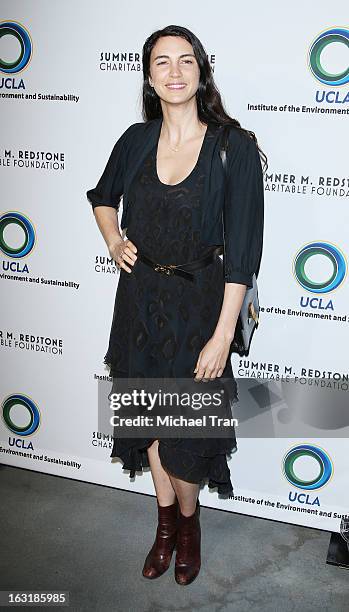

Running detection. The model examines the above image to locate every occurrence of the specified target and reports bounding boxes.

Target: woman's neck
[160,103,206,146]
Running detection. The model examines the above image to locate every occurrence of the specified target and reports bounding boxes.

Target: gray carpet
[1,464,347,612]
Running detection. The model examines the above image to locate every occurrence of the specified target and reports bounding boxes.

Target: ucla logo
[309,27,349,86]
[2,393,41,436]
[0,211,36,259]
[283,444,333,490]
[283,444,333,507]
[0,20,32,74]
[293,241,346,294]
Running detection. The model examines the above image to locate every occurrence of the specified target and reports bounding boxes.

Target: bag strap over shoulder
[219,124,231,173]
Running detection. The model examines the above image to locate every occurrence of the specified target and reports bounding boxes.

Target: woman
[87,25,265,585]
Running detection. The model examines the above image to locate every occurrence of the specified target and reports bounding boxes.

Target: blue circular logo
[283,444,333,490]
[0,21,32,74]
[2,394,41,436]
[309,27,349,86]
[293,241,346,293]
[0,212,36,258]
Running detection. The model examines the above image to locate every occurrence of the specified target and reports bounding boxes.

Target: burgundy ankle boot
[142,499,178,579]
[175,499,201,585]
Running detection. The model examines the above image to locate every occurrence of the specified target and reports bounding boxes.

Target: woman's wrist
[107,235,124,252]
[212,325,235,344]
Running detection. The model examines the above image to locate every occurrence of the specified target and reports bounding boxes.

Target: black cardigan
[86,117,264,289]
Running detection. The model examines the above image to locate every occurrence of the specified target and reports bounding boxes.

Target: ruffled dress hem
[110,436,236,498]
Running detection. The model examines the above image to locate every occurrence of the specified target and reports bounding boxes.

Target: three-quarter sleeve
[86,125,133,212]
[222,132,264,289]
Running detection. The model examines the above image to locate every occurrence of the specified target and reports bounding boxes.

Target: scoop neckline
[154,124,209,188]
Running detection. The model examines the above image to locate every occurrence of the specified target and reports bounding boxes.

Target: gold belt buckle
[154,263,176,276]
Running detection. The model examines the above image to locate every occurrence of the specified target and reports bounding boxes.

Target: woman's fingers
[124,242,138,262]
[125,239,138,253]
[193,352,202,374]
[118,260,132,273]
[117,239,138,273]
[193,338,228,381]
[195,363,212,382]
[116,252,132,273]
[194,363,225,381]
[207,368,219,380]
[120,251,136,266]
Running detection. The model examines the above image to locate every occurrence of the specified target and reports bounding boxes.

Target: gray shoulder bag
[219,124,260,354]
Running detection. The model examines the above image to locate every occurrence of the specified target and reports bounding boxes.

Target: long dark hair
[142,24,268,172]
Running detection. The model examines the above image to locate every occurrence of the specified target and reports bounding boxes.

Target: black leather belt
[136,246,223,283]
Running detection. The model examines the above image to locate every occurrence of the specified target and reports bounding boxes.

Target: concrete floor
[1,463,348,612]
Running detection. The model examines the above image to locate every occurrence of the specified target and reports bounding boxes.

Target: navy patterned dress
[104,125,239,496]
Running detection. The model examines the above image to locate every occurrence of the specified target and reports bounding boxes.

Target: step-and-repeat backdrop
[1,1,348,532]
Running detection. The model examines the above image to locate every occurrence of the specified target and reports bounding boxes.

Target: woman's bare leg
[147,440,199,515]
[167,474,199,516]
[147,440,176,506]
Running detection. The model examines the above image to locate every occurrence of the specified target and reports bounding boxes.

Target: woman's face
[148,35,200,105]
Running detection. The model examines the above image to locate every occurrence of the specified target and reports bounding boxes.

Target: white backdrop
[1,1,348,532]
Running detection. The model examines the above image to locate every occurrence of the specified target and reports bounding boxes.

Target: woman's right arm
[86,124,139,272]
[93,206,137,272]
